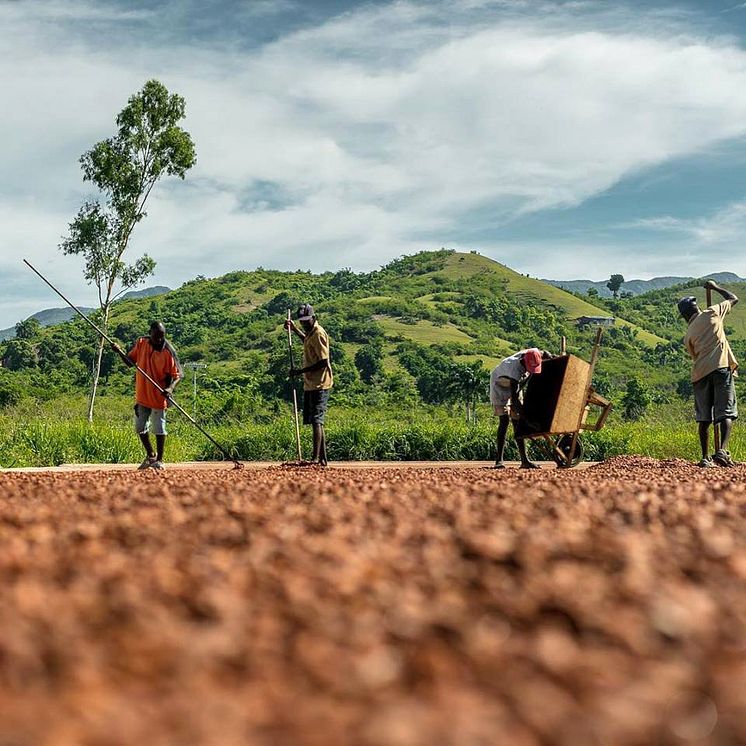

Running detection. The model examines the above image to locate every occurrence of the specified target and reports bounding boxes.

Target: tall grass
[0,396,738,467]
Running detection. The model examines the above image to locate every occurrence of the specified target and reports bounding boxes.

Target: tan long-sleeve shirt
[685,300,738,382]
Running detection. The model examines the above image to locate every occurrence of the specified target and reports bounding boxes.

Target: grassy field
[376,315,475,345]
[455,353,506,369]
[436,253,666,346]
[231,289,274,314]
[0,395,738,468]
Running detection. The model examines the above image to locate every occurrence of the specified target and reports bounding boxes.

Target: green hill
[0,249,688,414]
[433,252,664,346]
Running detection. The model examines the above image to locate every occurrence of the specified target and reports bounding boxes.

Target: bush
[0,375,23,407]
[2,339,39,371]
[355,341,384,383]
[676,377,693,400]
[622,377,651,421]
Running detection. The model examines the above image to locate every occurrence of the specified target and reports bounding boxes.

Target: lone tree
[606,274,625,299]
[61,80,196,421]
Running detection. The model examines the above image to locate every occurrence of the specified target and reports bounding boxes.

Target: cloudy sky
[3,0,746,326]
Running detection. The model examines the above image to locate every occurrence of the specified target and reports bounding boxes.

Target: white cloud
[624,201,746,245]
[3,0,746,322]
[0,0,152,22]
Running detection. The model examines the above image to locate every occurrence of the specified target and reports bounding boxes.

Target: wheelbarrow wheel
[553,434,584,469]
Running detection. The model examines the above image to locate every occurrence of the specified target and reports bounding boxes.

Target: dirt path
[0,456,743,745]
[1,460,597,473]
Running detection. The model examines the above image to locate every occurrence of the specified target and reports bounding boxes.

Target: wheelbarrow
[514,328,612,468]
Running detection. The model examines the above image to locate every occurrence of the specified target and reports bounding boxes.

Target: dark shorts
[694,368,738,424]
[303,389,330,425]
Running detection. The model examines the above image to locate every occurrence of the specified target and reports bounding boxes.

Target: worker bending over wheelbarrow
[678,280,739,468]
[490,348,551,469]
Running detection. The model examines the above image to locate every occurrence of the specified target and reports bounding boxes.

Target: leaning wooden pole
[706,287,722,453]
[568,326,603,466]
[287,310,303,462]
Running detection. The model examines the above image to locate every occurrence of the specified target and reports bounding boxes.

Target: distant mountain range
[0,286,171,342]
[544,272,746,298]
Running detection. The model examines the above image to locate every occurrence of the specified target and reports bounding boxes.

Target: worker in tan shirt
[679,280,739,467]
[285,303,333,466]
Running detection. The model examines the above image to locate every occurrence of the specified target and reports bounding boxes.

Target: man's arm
[111,341,136,368]
[283,319,306,341]
[163,343,182,396]
[704,280,739,307]
[162,376,180,397]
[290,359,327,377]
[291,327,330,376]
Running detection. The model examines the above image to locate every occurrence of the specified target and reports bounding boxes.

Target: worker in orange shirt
[112,321,182,470]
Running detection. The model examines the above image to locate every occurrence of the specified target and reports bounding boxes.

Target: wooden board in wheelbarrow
[515,355,592,438]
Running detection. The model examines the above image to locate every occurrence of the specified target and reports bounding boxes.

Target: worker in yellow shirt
[679,280,739,467]
[284,304,334,466]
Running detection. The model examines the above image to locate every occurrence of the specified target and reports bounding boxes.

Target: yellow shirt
[302,323,333,391]
[685,301,738,382]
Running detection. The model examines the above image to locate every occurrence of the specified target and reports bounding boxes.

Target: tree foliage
[4,249,698,419]
[355,340,384,384]
[622,377,650,421]
[15,319,42,340]
[606,274,625,300]
[60,79,196,421]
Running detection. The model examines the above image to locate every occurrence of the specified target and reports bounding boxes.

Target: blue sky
[2,0,746,326]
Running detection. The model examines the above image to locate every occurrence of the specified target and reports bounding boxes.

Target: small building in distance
[575,315,615,328]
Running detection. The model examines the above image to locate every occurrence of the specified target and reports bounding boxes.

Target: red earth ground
[0,456,744,745]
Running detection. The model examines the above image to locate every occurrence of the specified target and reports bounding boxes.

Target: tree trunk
[86,305,110,423]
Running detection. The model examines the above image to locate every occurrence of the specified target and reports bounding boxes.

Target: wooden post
[706,287,721,453]
[560,336,567,356]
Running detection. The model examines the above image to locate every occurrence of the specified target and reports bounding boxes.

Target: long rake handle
[287,310,303,461]
[23,259,241,467]
[706,287,722,452]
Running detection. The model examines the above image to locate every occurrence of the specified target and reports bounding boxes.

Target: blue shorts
[303,390,330,425]
[134,404,168,436]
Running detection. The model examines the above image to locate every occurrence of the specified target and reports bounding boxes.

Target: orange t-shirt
[128,337,182,410]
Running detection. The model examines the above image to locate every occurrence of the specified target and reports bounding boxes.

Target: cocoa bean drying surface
[0,456,744,745]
